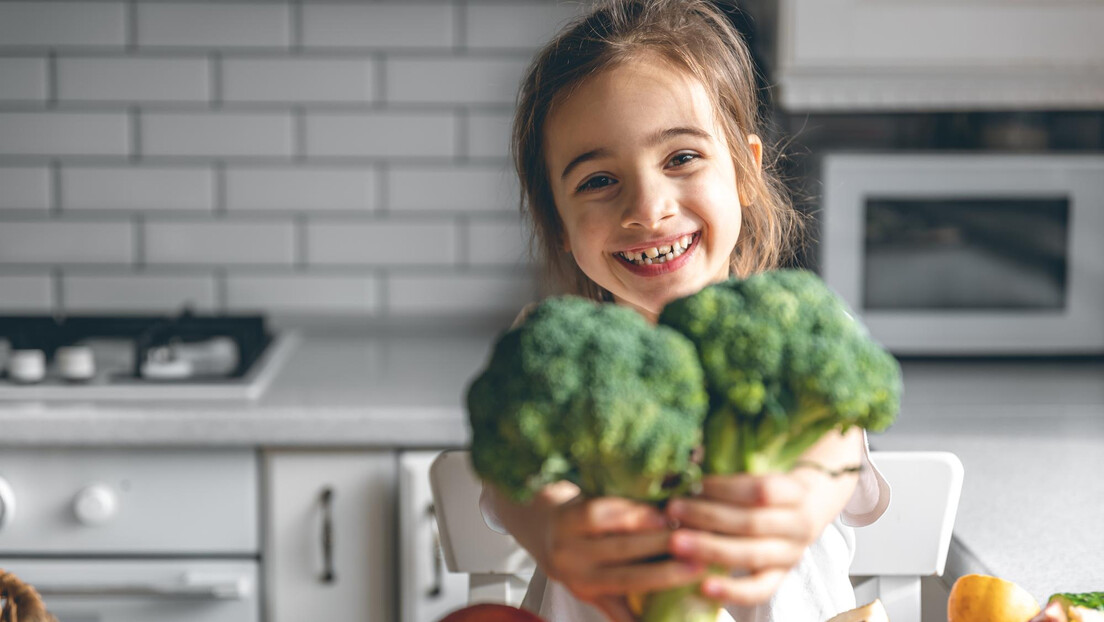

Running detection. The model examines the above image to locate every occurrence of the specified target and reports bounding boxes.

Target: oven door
[0,559,259,622]
[821,153,1104,355]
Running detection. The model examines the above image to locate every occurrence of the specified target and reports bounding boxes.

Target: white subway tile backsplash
[389,165,515,212]
[0,167,51,211]
[388,272,537,317]
[63,272,216,312]
[222,57,376,103]
[0,112,129,156]
[467,217,530,266]
[226,273,378,314]
[466,2,582,50]
[302,4,453,49]
[0,221,133,264]
[0,273,53,311]
[0,0,551,320]
[305,112,456,158]
[136,2,290,48]
[0,2,126,48]
[142,112,294,158]
[58,57,209,102]
[145,220,295,265]
[467,110,513,159]
[307,220,457,266]
[62,167,213,212]
[387,57,527,105]
[0,58,48,102]
[226,167,375,212]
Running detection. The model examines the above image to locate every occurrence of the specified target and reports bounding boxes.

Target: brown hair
[513,0,803,300]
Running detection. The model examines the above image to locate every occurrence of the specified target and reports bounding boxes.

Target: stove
[0,311,298,400]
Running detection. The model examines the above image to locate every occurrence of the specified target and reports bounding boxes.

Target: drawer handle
[426,502,443,598]
[36,574,251,600]
[319,486,336,584]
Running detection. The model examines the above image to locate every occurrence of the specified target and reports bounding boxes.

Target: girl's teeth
[619,233,696,266]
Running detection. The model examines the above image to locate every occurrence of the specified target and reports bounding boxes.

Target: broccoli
[1047,593,1104,621]
[467,296,708,503]
[658,269,902,476]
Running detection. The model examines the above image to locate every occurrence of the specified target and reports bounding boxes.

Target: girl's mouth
[613,232,700,275]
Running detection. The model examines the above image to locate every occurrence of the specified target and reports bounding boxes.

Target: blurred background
[0,0,1101,325]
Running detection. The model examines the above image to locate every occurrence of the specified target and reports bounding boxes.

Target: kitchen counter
[1,331,1101,602]
[0,329,498,447]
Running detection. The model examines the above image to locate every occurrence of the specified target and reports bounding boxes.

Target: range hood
[776,0,1104,112]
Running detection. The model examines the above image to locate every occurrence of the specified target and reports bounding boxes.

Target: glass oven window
[863,197,1070,310]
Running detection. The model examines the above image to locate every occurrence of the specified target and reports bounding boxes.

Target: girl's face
[544,56,761,322]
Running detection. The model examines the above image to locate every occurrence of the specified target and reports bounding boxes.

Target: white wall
[0,1,584,320]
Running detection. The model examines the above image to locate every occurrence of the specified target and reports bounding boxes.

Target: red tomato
[438,603,545,622]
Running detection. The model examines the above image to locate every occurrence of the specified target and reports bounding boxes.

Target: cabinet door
[264,450,395,622]
[399,451,469,622]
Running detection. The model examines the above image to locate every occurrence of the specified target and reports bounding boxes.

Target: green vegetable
[467,296,708,503]
[641,269,902,622]
[659,269,902,475]
[1048,592,1104,619]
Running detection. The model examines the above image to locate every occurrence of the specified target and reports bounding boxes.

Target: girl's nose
[620,177,677,229]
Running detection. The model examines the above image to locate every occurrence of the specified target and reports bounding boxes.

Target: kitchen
[0,1,1102,621]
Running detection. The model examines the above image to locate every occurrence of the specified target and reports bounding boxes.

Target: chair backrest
[849,451,964,577]
[428,451,534,607]
[428,449,963,618]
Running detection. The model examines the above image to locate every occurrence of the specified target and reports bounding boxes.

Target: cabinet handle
[426,502,443,599]
[319,487,336,584]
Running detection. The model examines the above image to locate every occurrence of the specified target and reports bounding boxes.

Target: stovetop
[0,312,299,401]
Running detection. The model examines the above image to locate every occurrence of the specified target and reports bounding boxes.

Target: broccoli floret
[659,269,902,475]
[467,296,708,503]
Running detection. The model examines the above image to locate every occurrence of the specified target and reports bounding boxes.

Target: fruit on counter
[437,603,545,622]
[1029,593,1104,622]
[825,599,889,622]
[947,574,1040,622]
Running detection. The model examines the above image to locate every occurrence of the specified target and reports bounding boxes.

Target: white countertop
[1,331,1101,602]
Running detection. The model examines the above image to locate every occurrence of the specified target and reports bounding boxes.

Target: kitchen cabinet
[399,451,469,622]
[776,0,1104,110]
[263,450,395,622]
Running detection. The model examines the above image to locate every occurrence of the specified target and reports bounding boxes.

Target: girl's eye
[669,152,699,167]
[577,175,617,192]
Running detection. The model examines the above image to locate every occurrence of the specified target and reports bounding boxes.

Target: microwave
[820,153,1104,356]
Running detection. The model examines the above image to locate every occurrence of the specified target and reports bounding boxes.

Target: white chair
[429,450,963,622]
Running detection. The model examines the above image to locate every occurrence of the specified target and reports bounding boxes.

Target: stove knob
[73,484,118,526]
[0,476,15,529]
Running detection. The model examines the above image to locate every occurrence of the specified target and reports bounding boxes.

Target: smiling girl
[480,1,889,621]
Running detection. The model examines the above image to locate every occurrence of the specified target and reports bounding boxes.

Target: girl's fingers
[668,529,802,571]
[667,498,811,541]
[561,497,668,536]
[548,531,672,575]
[582,558,707,595]
[699,473,806,507]
[700,568,789,607]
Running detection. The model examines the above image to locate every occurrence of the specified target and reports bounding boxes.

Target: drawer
[0,448,257,554]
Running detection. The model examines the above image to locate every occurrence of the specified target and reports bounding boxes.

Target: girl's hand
[664,472,820,606]
[543,494,707,622]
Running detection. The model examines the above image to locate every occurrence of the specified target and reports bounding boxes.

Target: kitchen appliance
[0,311,297,400]
[0,448,260,622]
[820,154,1104,355]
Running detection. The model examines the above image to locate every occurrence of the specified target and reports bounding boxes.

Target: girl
[481,1,890,620]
